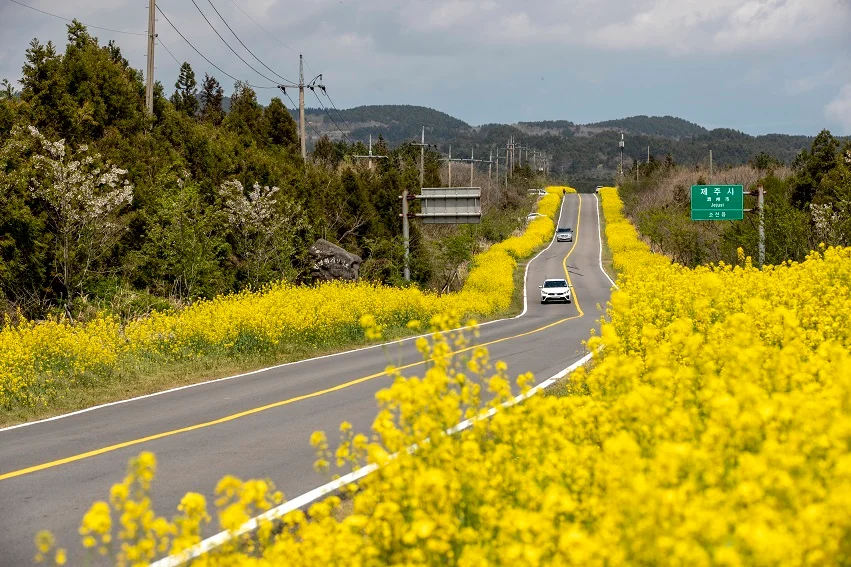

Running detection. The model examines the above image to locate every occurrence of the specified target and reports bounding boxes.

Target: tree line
[0,22,540,321]
[618,131,851,267]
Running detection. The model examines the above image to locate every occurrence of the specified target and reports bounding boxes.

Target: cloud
[825,84,851,134]
[585,0,851,54]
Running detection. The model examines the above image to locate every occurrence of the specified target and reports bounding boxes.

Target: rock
[309,239,362,282]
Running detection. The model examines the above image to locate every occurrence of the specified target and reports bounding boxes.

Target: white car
[556,227,573,242]
[539,278,572,304]
[528,189,548,196]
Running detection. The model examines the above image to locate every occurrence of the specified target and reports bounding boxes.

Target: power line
[319,87,353,139]
[311,89,350,142]
[156,5,276,89]
[8,0,146,35]
[282,90,322,139]
[204,0,296,85]
[187,0,278,86]
[226,0,299,56]
[157,36,180,65]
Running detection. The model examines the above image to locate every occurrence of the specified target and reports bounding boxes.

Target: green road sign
[691,185,744,221]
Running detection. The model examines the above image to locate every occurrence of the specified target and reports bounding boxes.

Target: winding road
[0,193,613,565]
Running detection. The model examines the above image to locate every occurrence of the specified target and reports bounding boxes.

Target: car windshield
[557,228,571,233]
[544,280,567,288]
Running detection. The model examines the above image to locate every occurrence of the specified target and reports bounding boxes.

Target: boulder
[309,239,362,282]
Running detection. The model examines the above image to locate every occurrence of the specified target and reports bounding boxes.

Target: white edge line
[1,194,570,434]
[149,351,593,567]
[594,193,618,290]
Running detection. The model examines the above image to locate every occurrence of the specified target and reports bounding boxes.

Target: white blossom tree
[27,126,133,319]
[219,180,304,287]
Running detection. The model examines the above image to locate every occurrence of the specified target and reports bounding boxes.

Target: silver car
[539,278,572,304]
[556,227,573,242]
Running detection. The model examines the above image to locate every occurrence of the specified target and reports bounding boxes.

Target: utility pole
[505,144,509,187]
[403,127,427,284]
[619,133,625,178]
[495,149,501,195]
[758,184,765,268]
[440,146,463,188]
[299,55,306,160]
[709,149,713,183]
[419,128,424,187]
[647,145,650,164]
[412,127,426,188]
[145,0,156,114]
[352,134,388,169]
[470,148,475,187]
[488,150,493,188]
[448,145,452,188]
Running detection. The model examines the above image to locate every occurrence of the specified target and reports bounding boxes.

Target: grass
[0,254,545,429]
[0,327,420,428]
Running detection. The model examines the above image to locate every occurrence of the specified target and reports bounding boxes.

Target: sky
[1,0,850,136]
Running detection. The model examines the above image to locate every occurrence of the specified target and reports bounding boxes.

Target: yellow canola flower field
[0,187,572,410]
[41,186,851,566]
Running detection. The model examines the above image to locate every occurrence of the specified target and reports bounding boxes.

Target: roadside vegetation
[37,186,851,566]
[0,21,571,423]
[618,131,851,266]
[0,186,571,423]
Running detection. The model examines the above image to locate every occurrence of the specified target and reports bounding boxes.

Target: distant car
[528,189,548,196]
[595,185,603,193]
[556,227,573,242]
[527,212,546,221]
[539,278,571,304]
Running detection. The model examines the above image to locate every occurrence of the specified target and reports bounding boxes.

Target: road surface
[0,193,613,565]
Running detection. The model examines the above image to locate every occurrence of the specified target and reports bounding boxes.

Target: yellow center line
[562,194,584,317]
[0,194,589,483]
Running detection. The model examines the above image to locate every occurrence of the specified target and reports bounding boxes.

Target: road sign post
[691,184,744,221]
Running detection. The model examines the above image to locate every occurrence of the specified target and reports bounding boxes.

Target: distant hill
[250,103,824,188]
[582,115,709,139]
[301,104,472,145]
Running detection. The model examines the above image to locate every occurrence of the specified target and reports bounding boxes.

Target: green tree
[137,172,226,299]
[224,81,263,144]
[264,97,298,148]
[0,127,49,315]
[170,62,198,118]
[792,129,840,206]
[199,73,224,125]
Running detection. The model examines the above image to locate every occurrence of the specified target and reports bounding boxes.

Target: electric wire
[155,5,276,89]
[311,88,350,142]
[226,0,301,58]
[204,0,296,85]
[187,0,279,86]
[157,36,181,65]
[282,90,322,139]
[8,0,146,35]
[224,0,319,80]
[319,87,354,139]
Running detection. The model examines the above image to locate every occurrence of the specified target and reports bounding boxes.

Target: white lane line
[519,194,568,316]
[1,196,571,434]
[149,351,593,567]
[594,193,618,290]
[153,194,602,566]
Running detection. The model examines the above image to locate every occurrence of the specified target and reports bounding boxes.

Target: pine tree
[264,97,298,148]
[170,62,198,118]
[199,73,224,125]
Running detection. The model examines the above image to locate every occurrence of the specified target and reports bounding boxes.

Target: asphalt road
[0,193,613,566]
